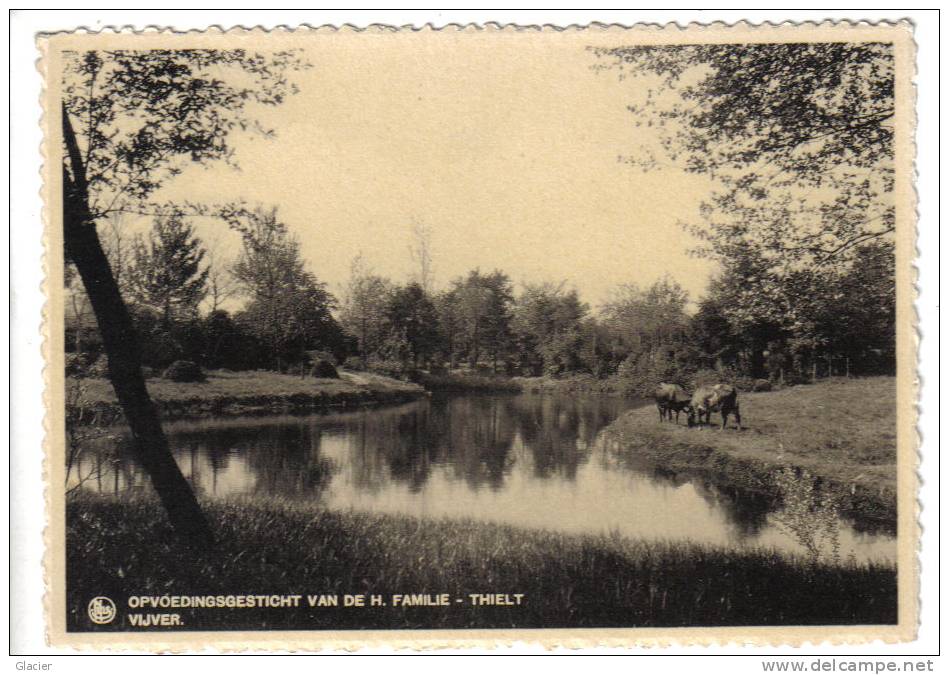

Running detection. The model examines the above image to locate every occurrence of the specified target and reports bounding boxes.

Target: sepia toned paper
[41,22,918,650]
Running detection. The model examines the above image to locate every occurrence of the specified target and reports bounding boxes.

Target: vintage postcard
[41,22,917,649]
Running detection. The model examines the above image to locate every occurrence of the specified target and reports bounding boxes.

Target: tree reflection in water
[75,394,628,498]
[68,393,895,563]
[603,448,778,540]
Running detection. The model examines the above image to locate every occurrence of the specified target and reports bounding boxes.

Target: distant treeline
[65,209,895,394]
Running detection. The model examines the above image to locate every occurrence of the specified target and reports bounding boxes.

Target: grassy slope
[605,377,897,525]
[70,369,425,422]
[67,494,896,632]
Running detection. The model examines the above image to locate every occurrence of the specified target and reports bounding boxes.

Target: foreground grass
[606,377,897,526]
[70,369,425,423]
[67,494,896,632]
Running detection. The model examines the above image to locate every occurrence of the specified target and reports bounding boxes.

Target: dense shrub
[427,362,448,376]
[86,354,110,378]
[783,370,812,386]
[342,356,365,372]
[365,357,409,380]
[733,375,758,392]
[690,368,759,392]
[611,349,696,397]
[306,350,338,366]
[201,310,263,371]
[65,353,88,377]
[404,368,425,384]
[131,310,188,369]
[162,360,204,383]
[64,325,104,357]
[310,359,339,379]
[690,369,723,389]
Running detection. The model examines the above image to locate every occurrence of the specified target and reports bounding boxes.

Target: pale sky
[148,31,718,308]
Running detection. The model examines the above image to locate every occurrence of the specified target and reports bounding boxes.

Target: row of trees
[333,232,894,385]
[68,208,895,388]
[67,208,350,373]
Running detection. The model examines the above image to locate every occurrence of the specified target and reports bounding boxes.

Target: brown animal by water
[654,382,692,425]
[689,384,742,430]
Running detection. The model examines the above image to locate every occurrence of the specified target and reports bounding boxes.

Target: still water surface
[72,393,895,563]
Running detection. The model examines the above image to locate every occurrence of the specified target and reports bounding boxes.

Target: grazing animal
[654,382,692,425]
[689,384,742,430]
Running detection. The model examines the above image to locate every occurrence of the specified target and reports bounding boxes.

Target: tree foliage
[385,282,441,367]
[451,270,515,371]
[128,215,209,324]
[600,277,689,356]
[63,48,307,221]
[339,254,395,368]
[231,208,341,369]
[594,41,897,377]
[690,239,896,379]
[512,282,589,376]
[594,42,895,272]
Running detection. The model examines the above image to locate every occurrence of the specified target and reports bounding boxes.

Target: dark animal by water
[654,382,692,424]
[689,384,742,430]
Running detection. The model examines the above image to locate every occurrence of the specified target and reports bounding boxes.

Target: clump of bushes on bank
[309,359,339,379]
[163,360,204,383]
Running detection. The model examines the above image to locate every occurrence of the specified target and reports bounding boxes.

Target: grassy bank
[66,494,896,632]
[69,369,426,424]
[604,377,897,528]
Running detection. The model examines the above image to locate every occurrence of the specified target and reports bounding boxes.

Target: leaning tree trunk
[61,105,213,546]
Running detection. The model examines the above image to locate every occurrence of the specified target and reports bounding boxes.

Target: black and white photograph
[31,20,921,649]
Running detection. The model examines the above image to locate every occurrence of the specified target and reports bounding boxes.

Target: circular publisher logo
[88,596,116,625]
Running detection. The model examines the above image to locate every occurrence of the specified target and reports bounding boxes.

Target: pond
[70,392,896,563]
